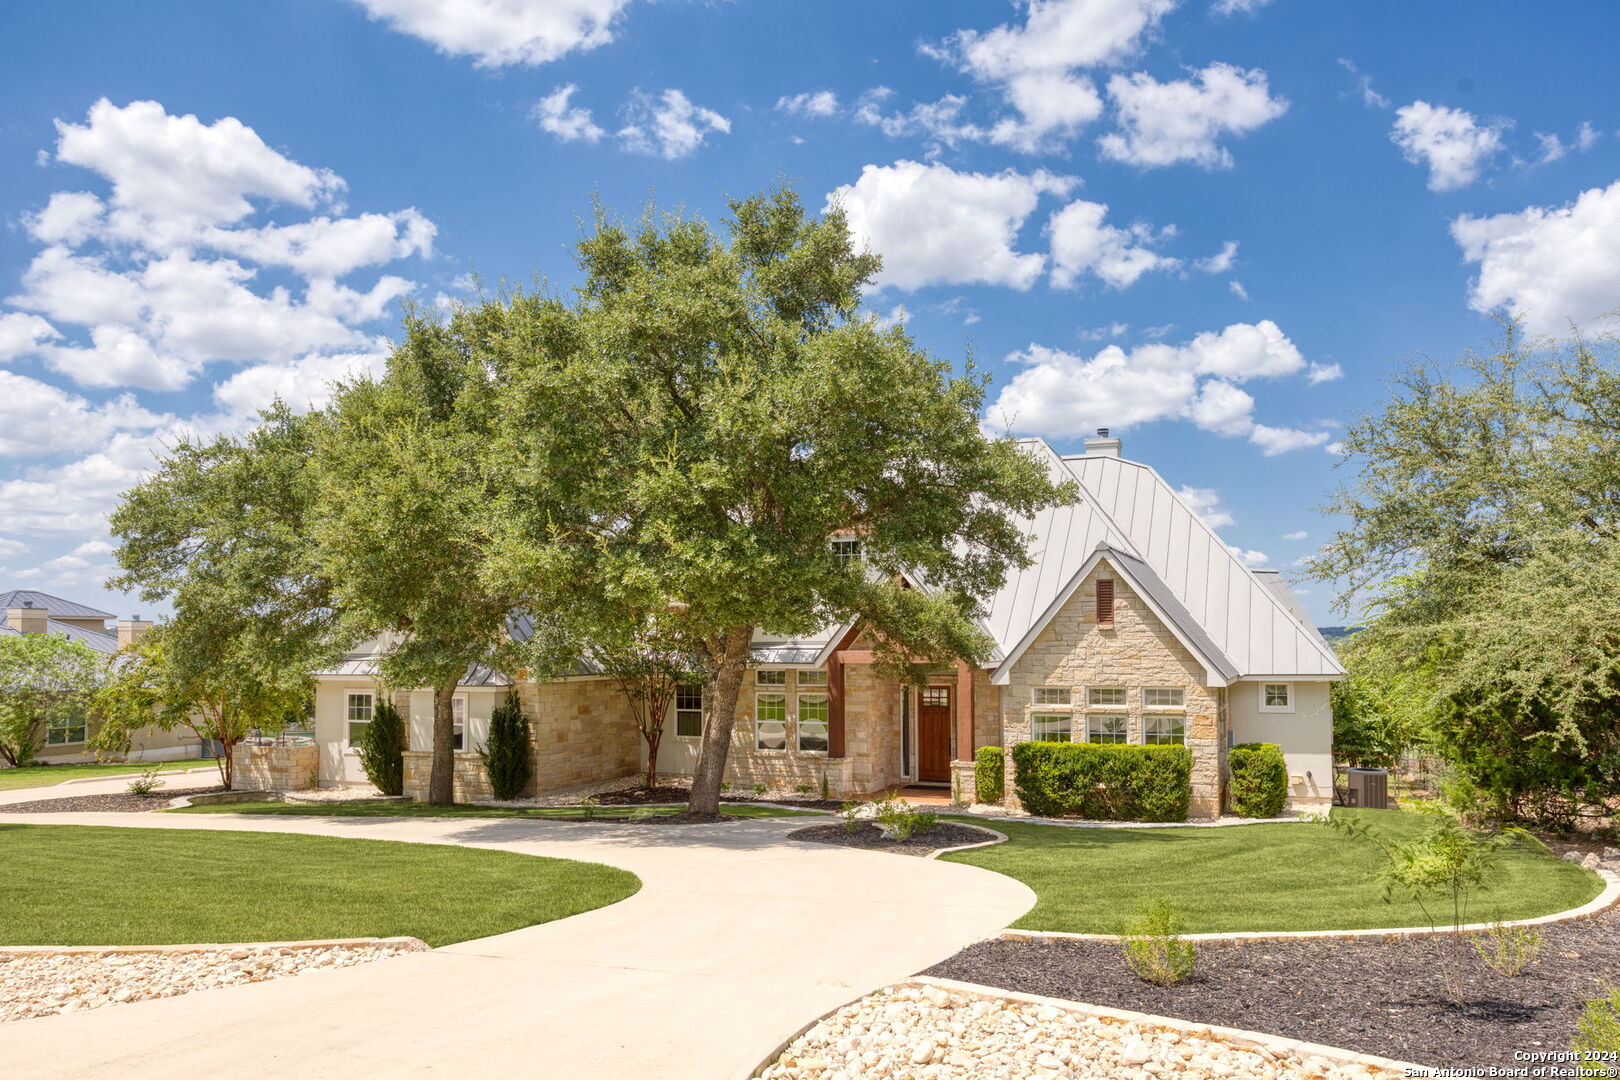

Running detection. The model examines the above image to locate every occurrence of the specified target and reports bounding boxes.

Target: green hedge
[1228,742,1288,818]
[1011,741,1191,821]
[975,745,1005,804]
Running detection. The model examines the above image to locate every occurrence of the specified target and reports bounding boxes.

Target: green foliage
[357,698,406,796]
[1012,741,1191,821]
[1120,898,1197,987]
[1307,322,1620,825]
[872,795,938,841]
[1228,742,1288,818]
[839,801,865,835]
[974,745,1005,804]
[480,691,533,800]
[124,766,167,796]
[0,633,107,767]
[794,783,812,795]
[1330,637,1422,769]
[752,782,767,795]
[1575,986,1620,1062]
[1472,922,1541,977]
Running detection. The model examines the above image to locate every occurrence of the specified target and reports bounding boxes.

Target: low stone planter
[230,744,319,793]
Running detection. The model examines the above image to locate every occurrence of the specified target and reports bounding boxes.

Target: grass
[168,800,815,819]
[940,808,1604,934]
[0,760,209,792]
[0,823,640,947]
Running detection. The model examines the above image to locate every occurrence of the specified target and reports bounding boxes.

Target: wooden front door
[917,687,951,783]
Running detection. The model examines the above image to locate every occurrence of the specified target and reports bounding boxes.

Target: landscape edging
[926,822,1011,859]
[0,936,429,957]
[997,868,1620,944]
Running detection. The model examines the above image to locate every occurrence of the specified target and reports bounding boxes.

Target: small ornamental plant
[126,765,167,796]
[1576,985,1620,1063]
[873,795,939,841]
[357,698,406,796]
[1121,898,1198,987]
[480,691,533,800]
[840,801,865,835]
[1473,922,1542,978]
[752,782,768,795]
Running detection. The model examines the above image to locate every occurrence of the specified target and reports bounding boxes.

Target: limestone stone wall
[519,677,642,795]
[719,669,850,797]
[999,560,1226,819]
[231,744,319,792]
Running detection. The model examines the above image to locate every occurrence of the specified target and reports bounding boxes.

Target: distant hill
[1317,625,1361,645]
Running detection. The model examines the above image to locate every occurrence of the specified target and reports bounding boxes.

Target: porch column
[827,649,846,758]
[954,658,974,761]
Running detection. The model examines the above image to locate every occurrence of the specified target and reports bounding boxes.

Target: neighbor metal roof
[0,589,115,620]
[0,610,119,653]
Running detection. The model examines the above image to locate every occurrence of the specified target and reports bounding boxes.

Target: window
[674,686,703,738]
[798,694,830,752]
[1031,713,1072,742]
[831,538,862,564]
[1260,683,1294,712]
[1088,687,1126,706]
[920,687,949,709]
[756,670,786,686]
[1087,715,1128,744]
[1144,688,1184,708]
[797,670,828,686]
[1096,578,1115,625]
[346,692,374,745]
[756,693,789,750]
[1033,687,1071,705]
[452,695,467,751]
[46,706,87,746]
[1145,714,1186,745]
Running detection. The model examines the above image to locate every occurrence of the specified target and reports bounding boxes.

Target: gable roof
[0,589,115,620]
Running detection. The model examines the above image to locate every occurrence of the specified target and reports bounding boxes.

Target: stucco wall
[999,560,1227,818]
[1229,679,1334,810]
[314,679,383,786]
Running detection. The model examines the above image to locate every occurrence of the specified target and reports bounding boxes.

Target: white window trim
[1085,714,1128,744]
[1086,687,1127,708]
[46,714,88,746]
[796,692,830,755]
[1143,713,1187,745]
[345,691,375,751]
[1258,682,1295,713]
[452,694,468,751]
[1031,712,1073,743]
[1032,686,1072,706]
[797,670,829,687]
[672,686,704,740]
[755,691,790,753]
[755,669,788,686]
[1143,687,1186,710]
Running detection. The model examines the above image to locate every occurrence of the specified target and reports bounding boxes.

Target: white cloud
[25,191,106,246]
[1306,360,1342,383]
[0,371,169,457]
[934,296,981,325]
[1176,485,1235,529]
[830,160,1076,291]
[1452,180,1620,336]
[1282,530,1308,540]
[1229,545,1269,567]
[777,91,841,119]
[1079,322,1130,341]
[1212,0,1272,15]
[986,320,1330,454]
[1578,121,1601,151]
[1195,240,1238,274]
[1046,199,1179,290]
[1336,59,1388,110]
[852,90,985,148]
[0,538,27,559]
[1531,121,1600,166]
[201,211,435,279]
[212,345,391,418]
[617,89,729,159]
[1325,440,1346,456]
[534,84,604,143]
[1099,63,1287,169]
[1228,280,1250,301]
[0,312,60,361]
[352,0,632,68]
[1390,101,1505,192]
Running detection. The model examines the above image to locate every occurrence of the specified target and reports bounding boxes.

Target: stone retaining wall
[230,744,319,792]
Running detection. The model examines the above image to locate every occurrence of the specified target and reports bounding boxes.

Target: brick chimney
[1083,427,1122,458]
[7,601,48,635]
[117,616,153,649]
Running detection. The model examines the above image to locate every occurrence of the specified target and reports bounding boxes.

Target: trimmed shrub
[480,691,533,800]
[1011,741,1191,821]
[1228,742,1288,818]
[357,698,405,796]
[1121,898,1197,987]
[975,745,1005,805]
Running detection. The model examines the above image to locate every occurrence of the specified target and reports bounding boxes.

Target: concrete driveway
[0,810,1034,1079]
[0,769,220,806]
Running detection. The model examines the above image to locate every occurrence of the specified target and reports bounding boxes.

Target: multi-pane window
[1261,683,1293,711]
[674,686,703,738]
[1144,714,1186,745]
[1087,715,1128,744]
[797,670,828,686]
[452,695,467,751]
[756,693,789,750]
[1032,713,1072,743]
[1033,687,1072,705]
[46,706,87,745]
[346,692,374,745]
[1088,687,1126,706]
[1144,688,1184,708]
[756,670,787,686]
[798,694,830,752]
[830,539,862,564]
[920,687,950,709]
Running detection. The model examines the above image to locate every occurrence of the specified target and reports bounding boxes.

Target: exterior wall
[231,744,319,792]
[33,719,203,764]
[519,677,641,794]
[402,750,492,802]
[1229,679,1334,811]
[998,561,1227,819]
[405,688,501,755]
[314,678,385,786]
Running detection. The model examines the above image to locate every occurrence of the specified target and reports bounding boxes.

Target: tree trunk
[688,625,754,816]
[428,679,457,805]
[645,725,661,790]
[219,736,238,788]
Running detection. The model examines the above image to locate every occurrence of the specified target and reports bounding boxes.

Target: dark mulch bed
[922,908,1620,1069]
[788,822,995,857]
[0,787,228,813]
[596,784,846,811]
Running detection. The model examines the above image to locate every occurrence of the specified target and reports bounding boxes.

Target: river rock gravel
[758,983,1401,1080]
[0,941,426,1023]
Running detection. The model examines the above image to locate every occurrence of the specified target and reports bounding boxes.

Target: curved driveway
[0,811,1033,1080]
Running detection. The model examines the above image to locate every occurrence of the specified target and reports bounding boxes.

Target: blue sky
[3,0,1619,626]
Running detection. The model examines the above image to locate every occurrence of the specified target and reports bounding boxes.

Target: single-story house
[307,433,1342,817]
[0,589,204,762]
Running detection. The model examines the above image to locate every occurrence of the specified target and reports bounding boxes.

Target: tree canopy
[0,633,107,766]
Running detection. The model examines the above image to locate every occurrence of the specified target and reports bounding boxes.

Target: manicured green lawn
[0,823,639,946]
[942,808,1603,934]
[169,800,814,819]
[0,760,208,791]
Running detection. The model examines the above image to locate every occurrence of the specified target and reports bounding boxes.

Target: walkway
[0,810,1034,1079]
[0,769,219,807]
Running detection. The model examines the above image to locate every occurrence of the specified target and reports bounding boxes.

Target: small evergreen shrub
[1576,986,1620,1063]
[125,765,167,796]
[1011,741,1191,821]
[1228,742,1288,818]
[873,795,938,841]
[357,698,406,796]
[1121,898,1198,987]
[975,745,1005,805]
[1473,922,1541,977]
[839,801,865,834]
[752,782,767,794]
[480,691,533,800]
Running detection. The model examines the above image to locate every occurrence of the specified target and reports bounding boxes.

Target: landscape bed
[166,800,814,822]
[787,821,996,857]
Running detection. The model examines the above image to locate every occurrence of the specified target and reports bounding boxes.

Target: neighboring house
[309,433,1343,817]
[0,589,203,762]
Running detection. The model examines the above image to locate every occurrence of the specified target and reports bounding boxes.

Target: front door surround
[917,686,951,783]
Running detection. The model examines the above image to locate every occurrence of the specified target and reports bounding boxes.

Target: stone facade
[998,560,1227,819]
[231,744,319,792]
[402,750,492,801]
